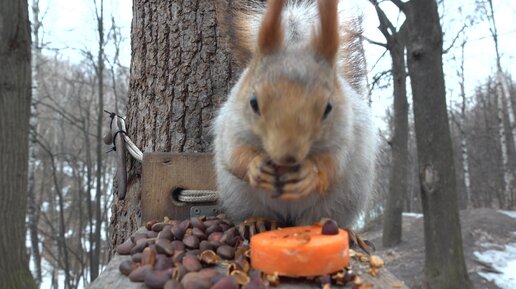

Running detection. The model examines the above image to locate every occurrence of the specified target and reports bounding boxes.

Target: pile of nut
[117,214,374,289]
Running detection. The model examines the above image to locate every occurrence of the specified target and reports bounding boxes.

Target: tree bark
[404,0,471,288]
[368,0,409,246]
[92,0,105,281]
[28,0,43,284]
[110,0,234,249]
[382,36,409,247]
[0,0,37,288]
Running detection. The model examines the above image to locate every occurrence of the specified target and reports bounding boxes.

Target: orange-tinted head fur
[239,0,342,166]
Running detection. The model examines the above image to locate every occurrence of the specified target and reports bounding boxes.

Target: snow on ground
[402,212,423,219]
[474,242,516,289]
[499,210,516,219]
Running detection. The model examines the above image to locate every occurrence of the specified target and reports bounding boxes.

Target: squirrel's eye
[250,94,260,115]
[323,102,332,120]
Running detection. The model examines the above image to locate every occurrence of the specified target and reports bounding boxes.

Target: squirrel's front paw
[247,154,277,192]
[275,159,330,201]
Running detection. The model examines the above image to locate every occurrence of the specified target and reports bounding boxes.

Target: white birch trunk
[495,81,511,208]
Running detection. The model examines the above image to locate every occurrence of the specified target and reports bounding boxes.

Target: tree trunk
[404,0,471,288]
[109,0,234,249]
[457,39,472,209]
[28,0,43,284]
[92,0,105,281]
[381,22,409,247]
[0,0,37,288]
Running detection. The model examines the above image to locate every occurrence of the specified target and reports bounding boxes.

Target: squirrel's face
[245,69,337,166]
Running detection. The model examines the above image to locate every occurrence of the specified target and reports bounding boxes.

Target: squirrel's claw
[276,159,321,200]
[247,154,277,192]
[238,217,280,240]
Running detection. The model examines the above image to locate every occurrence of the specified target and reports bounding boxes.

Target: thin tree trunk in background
[92,0,105,281]
[28,0,43,284]
[383,39,408,247]
[368,0,409,247]
[404,0,471,288]
[0,0,37,288]
[109,0,234,249]
[457,39,472,209]
[495,82,510,208]
[486,0,514,208]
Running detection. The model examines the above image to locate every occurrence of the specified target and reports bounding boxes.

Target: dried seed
[141,247,157,266]
[226,236,243,247]
[156,239,175,256]
[116,239,135,255]
[146,220,159,231]
[198,268,220,279]
[209,240,222,249]
[192,227,207,240]
[220,228,236,244]
[199,240,215,252]
[181,272,212,289]
[171,226,186,240]
[179,219,191,231]
[191,217,206,231]
[321,219,339,235]
[145,270,172,289]
[172,264,188,281]
[242,271,267,289]
[206,224,223,235]
[199,250,221,265]
[369,255,384,268]
[164,280,184,289]
[265,272,280,286]
[146,231,159,238]
[217,245,235,260]
[182,254,202,272]
[128,264,152,282]
[183,235,200,249]
[230,270,250,286]
[332,271,347,286]
[208,232,223,242]
[131,232,148,243]
[317,274,331,286]
[186,249,201,257]
[152,222,167,232]
[155,254,174,270]
[203,219,220,227]
[131,238,148,255]
[119,259,137,276]
[211,276,239,289]
[158,226,173,240]
[172,250,186,264]
[171,240,186,251]
[131,253,142,263]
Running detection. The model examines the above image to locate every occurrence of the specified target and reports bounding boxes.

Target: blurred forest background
[4,0,514,288]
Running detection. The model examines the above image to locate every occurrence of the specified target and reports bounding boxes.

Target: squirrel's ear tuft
[257,0,285,55]
[312,0,340,64]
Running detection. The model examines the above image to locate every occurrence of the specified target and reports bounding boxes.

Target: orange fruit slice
[250,225,349,276]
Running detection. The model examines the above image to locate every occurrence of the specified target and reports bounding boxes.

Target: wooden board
[141,152,217,222]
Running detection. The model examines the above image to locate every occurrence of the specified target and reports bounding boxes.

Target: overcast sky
[35,0,516,129]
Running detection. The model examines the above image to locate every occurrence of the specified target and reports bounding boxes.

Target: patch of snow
[499,210,516,219]
[474,243,516,289]
[402,212,423,219]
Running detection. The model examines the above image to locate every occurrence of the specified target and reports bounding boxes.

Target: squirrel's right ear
[257,0,285,55]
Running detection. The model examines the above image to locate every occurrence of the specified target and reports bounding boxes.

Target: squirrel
[213,0,377,228]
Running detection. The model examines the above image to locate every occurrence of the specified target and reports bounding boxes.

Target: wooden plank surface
[88,252,409,289]
[141,153,217,222]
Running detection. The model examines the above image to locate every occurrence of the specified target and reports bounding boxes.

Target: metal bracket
[190,205,222,218]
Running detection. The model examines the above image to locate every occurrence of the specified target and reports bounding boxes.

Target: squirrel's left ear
[312,0,340,64]
[257,0,286,55]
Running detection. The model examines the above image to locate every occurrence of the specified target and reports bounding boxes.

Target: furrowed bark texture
[405,0,471,288]
[110,0,234,249]
[0,0,37,288]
